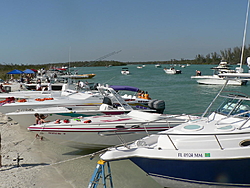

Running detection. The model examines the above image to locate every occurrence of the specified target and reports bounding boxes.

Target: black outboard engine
[148,99,165,114]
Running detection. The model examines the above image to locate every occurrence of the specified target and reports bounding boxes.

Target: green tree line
[1,45,250,80]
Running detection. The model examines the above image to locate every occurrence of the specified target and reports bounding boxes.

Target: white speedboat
[0,84,74,100]
[7,85,158,128]
[1,84,165,114]
[163,67,181,74]
[0,88,103,114]
[101,81,250,187]
[28,110,196,149]
[155,64,161,68]
[59,73,96,79]
[191,61,248,85]
[121,67,130,75]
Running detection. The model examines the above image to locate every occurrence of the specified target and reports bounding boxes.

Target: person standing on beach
[47,80,52,91]
[39,114,50,124]
[34,113,40,124]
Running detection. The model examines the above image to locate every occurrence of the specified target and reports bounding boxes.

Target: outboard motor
[148,99,165,114]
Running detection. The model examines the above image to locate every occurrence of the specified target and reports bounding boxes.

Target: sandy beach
[0,113,162,188]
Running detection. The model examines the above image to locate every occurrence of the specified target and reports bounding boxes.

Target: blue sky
[0,0,249,64]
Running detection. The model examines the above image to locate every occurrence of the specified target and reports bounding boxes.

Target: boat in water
[155,64,161,68]
[191,61,248,85]
[121,67,130,75]
[59,73,96,79]
[163,67,182,74]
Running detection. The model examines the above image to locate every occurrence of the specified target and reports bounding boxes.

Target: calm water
[74,64,250,114]
[34,64,250,188]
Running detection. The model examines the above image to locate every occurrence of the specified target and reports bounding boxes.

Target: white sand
[0,114,74,188]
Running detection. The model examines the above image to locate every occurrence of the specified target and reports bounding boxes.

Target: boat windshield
[217,98,250,117]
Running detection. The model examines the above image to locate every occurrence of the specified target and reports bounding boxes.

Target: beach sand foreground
[0,113,75,188]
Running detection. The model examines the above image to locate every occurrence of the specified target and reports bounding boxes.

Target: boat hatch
[216,125,235,131]
[182,124,203,131]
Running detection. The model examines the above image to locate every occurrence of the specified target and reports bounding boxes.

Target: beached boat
[163,67,181,74]
[0,84,74,100]
[7,85,158,128]
[0,84,165,115]
[191,61,248,85]
[121,67,130,75]
[0,88,103,114]
[28,110,196,149]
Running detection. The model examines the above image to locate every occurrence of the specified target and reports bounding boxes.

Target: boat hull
[30,127,172,149]
[191,76,247,85]
[130,157,250,188]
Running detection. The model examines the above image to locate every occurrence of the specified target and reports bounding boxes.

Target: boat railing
[214,110,250,129]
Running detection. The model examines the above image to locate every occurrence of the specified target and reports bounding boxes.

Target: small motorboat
[155,64,161,68]
[191,61,247,85]
[121,67,130,75]
[163,67,182,74]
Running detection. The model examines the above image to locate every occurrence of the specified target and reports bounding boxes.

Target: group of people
[137,90,151,99]
[196,70,202,76]
[36,79,52,91]
[0,84,6,92]
[34,113,50,124]
[77,80,89,90]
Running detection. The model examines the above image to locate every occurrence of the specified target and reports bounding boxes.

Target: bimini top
[110,85,139,92]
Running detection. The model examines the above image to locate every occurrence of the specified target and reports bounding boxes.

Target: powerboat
[0,84,75,100]
[121,67,130,75]
[28,110,197,149]
[155,64,161,68]
[163,67,181,74]
[102,67,250,187]
[0,90,103,114]
[7,85,158,128]
[0,84,165,114]
[101,80,250,187]
[191,61,248,85]
[59,73,96,79]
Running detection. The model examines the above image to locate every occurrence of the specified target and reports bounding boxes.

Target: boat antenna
[84,50,122,67]
[69,46,71,72]
[240,0,250,69]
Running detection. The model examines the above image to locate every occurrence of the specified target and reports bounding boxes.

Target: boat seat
[128,110,161,121]
[99,104,113,110]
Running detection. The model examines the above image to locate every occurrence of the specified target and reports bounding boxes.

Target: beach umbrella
[23,69,35,74]
[6,69,24,74]
[30,69,38,72]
